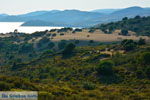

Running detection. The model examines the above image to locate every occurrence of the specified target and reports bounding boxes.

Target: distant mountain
[21,10,104,27]
[91,9,120,14]
[0,6,150,27]
[90,6,150,24]
[92,6,150,14]
[0,14,8,19]
[35,10,103,24]
[18,10,60,17]
[21,20,56,26]
[111,6,149,17]
[0,14,8,16]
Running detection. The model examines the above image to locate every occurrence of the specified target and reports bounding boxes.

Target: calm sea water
[0,22,63,34]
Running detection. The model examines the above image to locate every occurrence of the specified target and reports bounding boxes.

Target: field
[49,29,149,42]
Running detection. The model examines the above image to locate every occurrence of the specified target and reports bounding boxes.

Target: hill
[22,10,103,27]
[21,20,57,26]
[110,6,150,18]
[0,32,150,99]
[93,16,150,36]
[91,9,120,14]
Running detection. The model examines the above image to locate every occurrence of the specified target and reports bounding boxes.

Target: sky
[0,0,150,15]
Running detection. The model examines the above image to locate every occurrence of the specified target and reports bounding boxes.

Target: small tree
[122,17,128,21]
[140,52,150,65]
[138,38,146,45]
[97,60,114,76]
[145,67,150,79]
[89,29,95,33]
[58,40,67,50]
[75,40,80,44]
[89,40,94,43]
[0,82,11,91]
[82,82,96,90]
[39,37,50,44]
[120,29,128,36]
[62,43,76,55]
[19,43,34,53]
[48,42,55,49]
[121,39,137,51]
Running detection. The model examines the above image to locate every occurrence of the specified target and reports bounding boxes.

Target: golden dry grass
[51,29,149,42]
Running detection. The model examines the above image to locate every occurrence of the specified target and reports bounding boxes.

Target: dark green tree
[19,43,34,53]
[48,42,55,49]
[97,60,114,76]
[138,38,146,45]
[62,43,76,55]
[140,52,150,65]
[121,39,137,51]
[0,82,11,91]
[58,40,67,50]
[122,17,128,20]
[120,29,128,36]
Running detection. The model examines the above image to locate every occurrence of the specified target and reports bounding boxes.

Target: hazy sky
[0,0,150,15]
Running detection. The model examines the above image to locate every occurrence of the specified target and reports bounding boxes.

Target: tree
[121,39,137,51]
[135,15,141,19]
[138,38,146,45]
[58,40,67,50]
[39,37,50,44]
[140,52,150,65]
[136,70,145,79]
[73,29,82,33]
[89,40,94,43]
[19,43,34,53]
[89,29,95,33]
[75,40,80,44]
[145,67,150,79]
[48,42,55,49]
[97,61,114,76]
[122,17,128,21]
[0,82,11,91]
[82,82,96,90]
[120,29,128,36]
[62,43,76,55]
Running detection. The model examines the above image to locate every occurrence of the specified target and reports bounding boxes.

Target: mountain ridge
[0,6,150,27]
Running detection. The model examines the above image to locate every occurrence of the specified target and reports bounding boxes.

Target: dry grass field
[51,29,149,42]
[0,29,149,43]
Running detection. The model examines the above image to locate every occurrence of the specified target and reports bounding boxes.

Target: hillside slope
[93,16,150,36]
[0,36,150,100]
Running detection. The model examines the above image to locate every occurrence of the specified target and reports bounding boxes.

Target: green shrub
[48,42,55,49]
[0,82,11,91]
[139,52,150,65]
[89,40,94,43]
[82,82,96,90]
[120,29,128,36]
[75,40,80,44]
[62,43,76,55]
[58,40,67,50]
[136,70,145,79]
[121,39,137,51]
[19,43,34,53]
[138,38,146,45]
[97,60,114,76]
[145,67,150,79]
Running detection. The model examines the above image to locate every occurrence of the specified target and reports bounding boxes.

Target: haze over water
[0,22,63,34]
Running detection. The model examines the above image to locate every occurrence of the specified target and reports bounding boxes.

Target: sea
[0,22,63,34]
